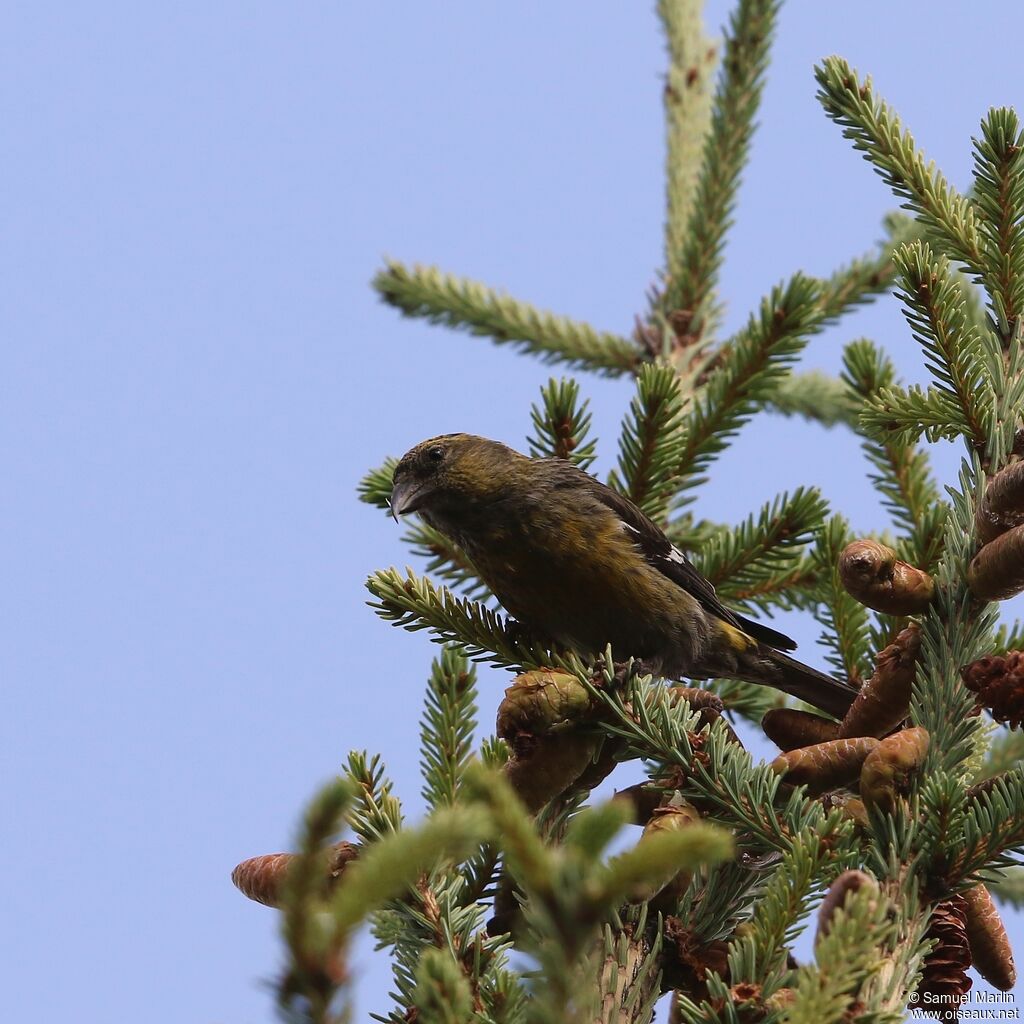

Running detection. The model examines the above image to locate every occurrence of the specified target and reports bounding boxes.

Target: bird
[388,433,859,718]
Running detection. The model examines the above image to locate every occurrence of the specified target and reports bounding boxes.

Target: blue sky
[4,3,1022,1020]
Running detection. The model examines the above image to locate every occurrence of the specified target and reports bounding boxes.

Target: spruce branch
[366,566,586,675]
[988,866,1024,910]
[419,648,478,810]
[789,881,925,1024]
[951,768,1024,881]
[812,517,872,684]
[762,371,857,428]
[690,487,828,597]
[720,833,840,1002]
[594,910,665,1024]
[714,558,822,618]
[373,260,642,375]
[358,458,399,510]
[910,461,996,775]
[527,377,598,468]
[411,948,473,1024]
[462,764,561,904]
[344,751,403,843]
[984,321,1024,469]
[277,779,354,1024]
[859,383,965,446]
[974,730,1024,785]
[330,805,491,933]
[608,363,689,522]
[402,521,492,602]
[815,56,985,272]
[841,339,947,568]
[372,868,522,1023]
[661,0,781,346]
[674,273,825,502]
[659,0,717,295]
[770,880,892,1024]
[891,241,993,452]
[589,669,848,855]
[813,212,918,321]
[972,107,1024,345]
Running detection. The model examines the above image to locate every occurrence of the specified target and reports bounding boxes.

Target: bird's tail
[746,649,859,720]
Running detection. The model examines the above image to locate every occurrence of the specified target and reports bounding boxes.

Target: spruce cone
[498,669,601,812]
[762,708,839,751]
[916,896,972,1022]
[963,884,1016,992]
[503,732,600,814]
[838,539,935,615]
[663,917,730,1004]
[859,726,929,814]
[770,737,878,795]
[961,652,1024,728]
[231,841,359,908]
[496,669,594,739]
[630,801,703,903]
[614,781,670,825]
[976,460,1024,543]
[967,524,1024,601]
[817,869,877,940]
[839,625,921,739]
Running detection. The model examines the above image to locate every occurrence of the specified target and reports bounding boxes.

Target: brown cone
[496,669,594,740]
[817,869,877,940]
[963,884,1016,992]
[631,802,703,903]
[961,652,1024,728]
[770,737,879,795]
[502,731,600,814]
[967,524,1024,601]
[859,726,930,814]
[838,539,935,615]
[762,708,839,751]
[231,841,359,908]
[839,625,921,739]
[916,896,972,1022]
[976,460,1024,544]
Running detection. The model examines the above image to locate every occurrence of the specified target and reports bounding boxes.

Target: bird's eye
[426,446,445,463]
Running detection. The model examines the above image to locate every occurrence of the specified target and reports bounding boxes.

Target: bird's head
[389,434,523,525]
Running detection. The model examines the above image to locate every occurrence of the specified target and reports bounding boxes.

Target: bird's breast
[459,506,704,664]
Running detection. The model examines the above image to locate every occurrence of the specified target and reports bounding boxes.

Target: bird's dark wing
[572,471,798,653]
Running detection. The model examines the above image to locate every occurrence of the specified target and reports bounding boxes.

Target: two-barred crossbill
[389,434,858,717]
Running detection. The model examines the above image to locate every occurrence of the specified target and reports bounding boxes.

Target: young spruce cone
[961,652,1024,728]
[915,895,972,1023]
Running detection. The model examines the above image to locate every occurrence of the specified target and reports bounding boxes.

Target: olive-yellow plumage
[390,433,858,717]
